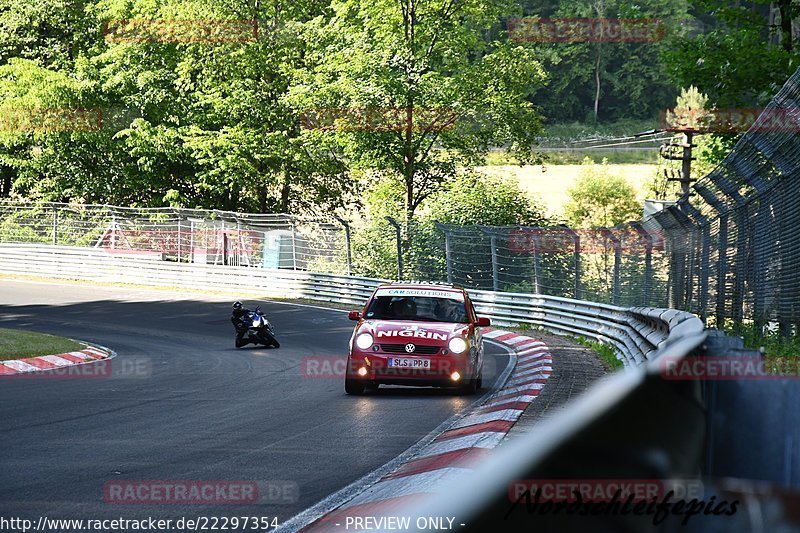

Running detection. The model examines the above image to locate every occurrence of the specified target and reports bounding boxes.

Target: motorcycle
[235,306,280,349]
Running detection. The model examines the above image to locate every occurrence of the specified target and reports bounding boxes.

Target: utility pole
[659,128,698,195]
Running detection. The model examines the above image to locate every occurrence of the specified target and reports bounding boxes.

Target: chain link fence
[0,201,668,307]
[0,202,349,272]
[649,68,800,337]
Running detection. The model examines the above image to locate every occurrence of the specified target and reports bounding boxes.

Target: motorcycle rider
[231,301,251,348]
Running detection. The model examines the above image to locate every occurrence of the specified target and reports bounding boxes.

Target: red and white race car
[344,283,491,395]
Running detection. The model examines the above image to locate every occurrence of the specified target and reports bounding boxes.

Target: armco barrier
[0,244,703,367]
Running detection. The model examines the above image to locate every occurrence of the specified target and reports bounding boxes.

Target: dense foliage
[564,158,640,228]
[0,0,797,216]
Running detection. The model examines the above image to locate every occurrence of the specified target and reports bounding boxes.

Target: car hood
[361,321,469,343]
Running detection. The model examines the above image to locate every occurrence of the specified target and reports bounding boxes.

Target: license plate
[387,358,431,369]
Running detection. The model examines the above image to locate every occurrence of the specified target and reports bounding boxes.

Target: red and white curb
[0,343,115,376]
[281,328,552,532]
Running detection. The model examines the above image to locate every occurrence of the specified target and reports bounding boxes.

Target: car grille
[379,343,441,355]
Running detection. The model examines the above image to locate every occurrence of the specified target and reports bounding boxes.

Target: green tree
[424,172,548,226]
[564,158,640,227]
[522,0,689,123]
[0,0,353,213]
[350,170,550,280]
[291,0,547,237]
[661,0,800,109]
[0,0,100,70]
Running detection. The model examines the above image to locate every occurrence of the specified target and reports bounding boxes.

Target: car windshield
[364,295,469,323]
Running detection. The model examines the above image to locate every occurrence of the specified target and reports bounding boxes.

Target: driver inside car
[435,298,464,322]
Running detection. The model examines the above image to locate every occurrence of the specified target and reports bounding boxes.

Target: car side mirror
[348,311,362,321]
[476,317,491,327]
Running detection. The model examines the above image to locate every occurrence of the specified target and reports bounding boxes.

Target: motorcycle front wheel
[261,332,280,348]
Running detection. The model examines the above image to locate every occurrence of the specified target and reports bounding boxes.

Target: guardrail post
[678,203,699,314]
[489,234,499,292]
[111,213,117,250]
[444,231,454,284]
[696,184,729,326]
[655,209,689,310]
[613,243,621,306]
[189,219,195,263]
[600,229,621,305]
[435,221,454,284]
[177,218,182,262]
[716,214,729,324]
[385,216,403,280]
[675,210,695,311]
[52,206,58,245]
[290,219,298,270]
[334,216,352,276]
[630,222,653,306]
[573,232,581,300]
[559,225,582,300]
[532,231,541,294]
[752,209,768,330]
[698,224,710,320]
[682,202,711,321]
[732,210,747,324]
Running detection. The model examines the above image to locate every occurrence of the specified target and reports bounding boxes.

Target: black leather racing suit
[231,307,251,347]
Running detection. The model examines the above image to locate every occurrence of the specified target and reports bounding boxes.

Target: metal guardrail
[397,332,711,532]
[0,244,703,367]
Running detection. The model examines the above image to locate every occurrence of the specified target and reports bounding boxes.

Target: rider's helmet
[232,301,243,310]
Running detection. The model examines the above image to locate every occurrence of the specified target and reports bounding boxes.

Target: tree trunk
[277,175,291,213]
[229,182,240,211]
[594,48,601,120]
[259,183,268,213]
[0,169,10,197]
[593,0,605,121]
[778,0,793,51]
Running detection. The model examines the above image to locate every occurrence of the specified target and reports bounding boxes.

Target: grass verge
[0,328,83,361]
[575,337,624,370]
[725,324,800,360]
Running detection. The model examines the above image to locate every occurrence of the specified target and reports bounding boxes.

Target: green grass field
[0,328,83,361]
[478,120,664,218]
[477,163,659,219]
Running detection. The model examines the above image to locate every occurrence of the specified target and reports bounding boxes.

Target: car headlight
[355,333,374,350]
[448,337,468,354]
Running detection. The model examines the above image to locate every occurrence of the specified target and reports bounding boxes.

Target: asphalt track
[0,280,509,527]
